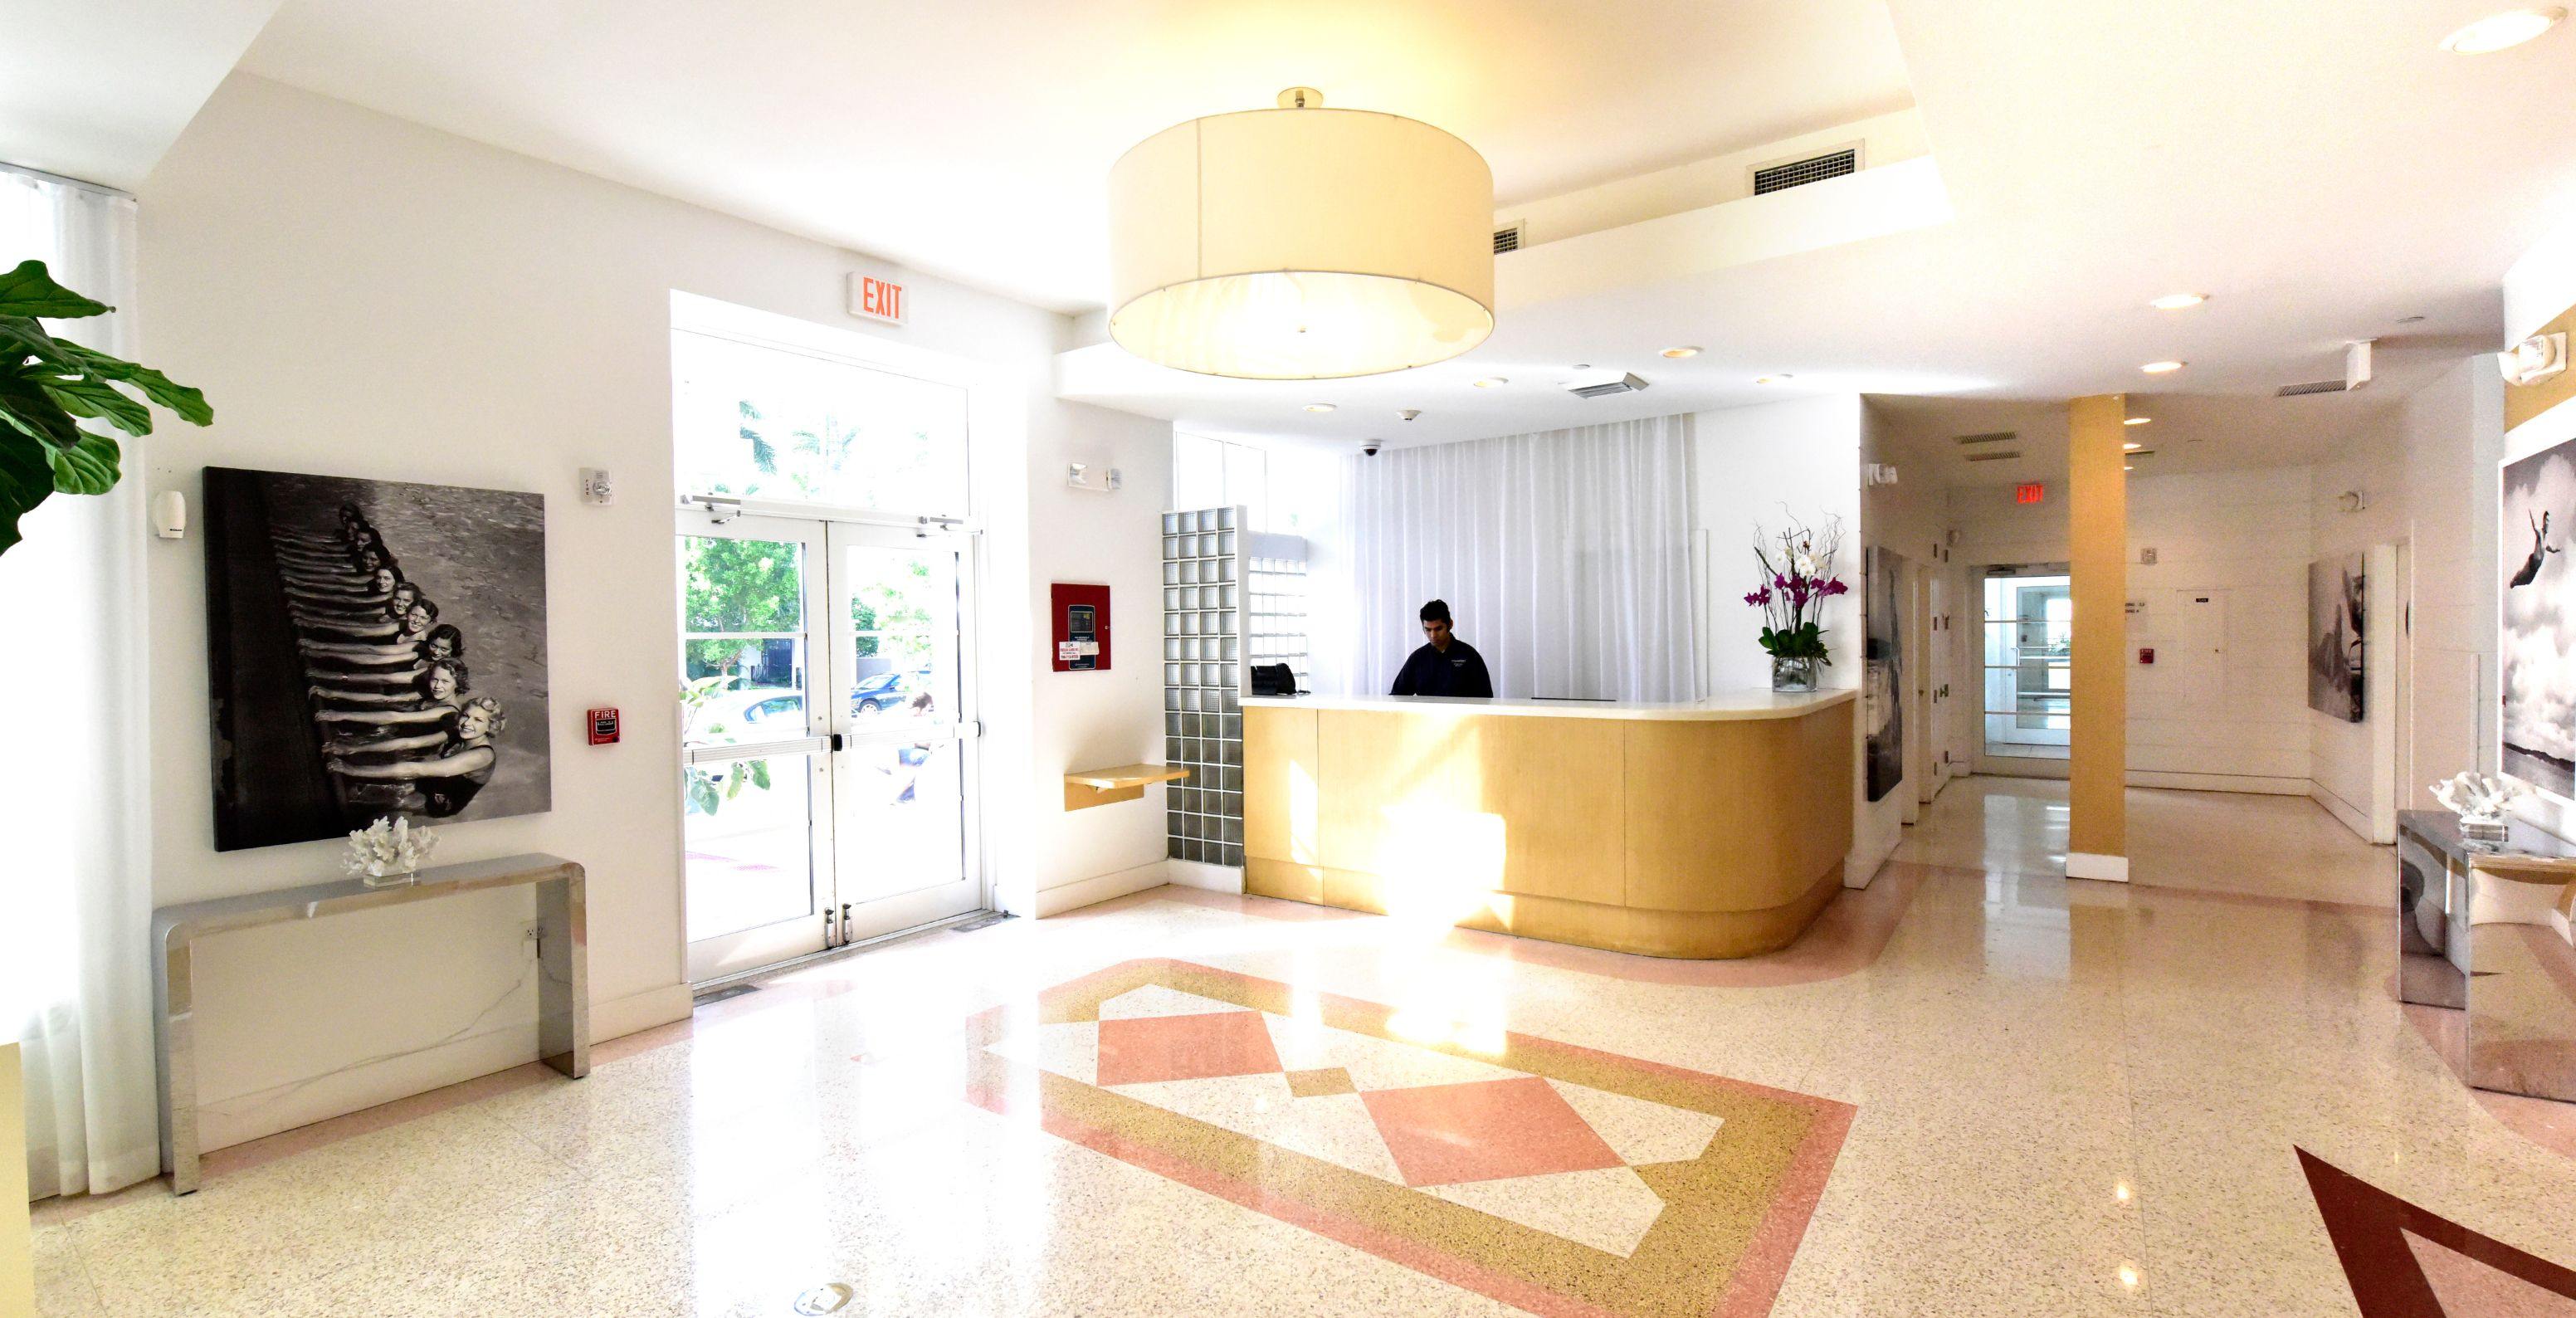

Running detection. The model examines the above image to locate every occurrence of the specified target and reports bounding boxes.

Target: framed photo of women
[202,466,552,851]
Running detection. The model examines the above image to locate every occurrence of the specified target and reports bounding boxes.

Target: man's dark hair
[1420,599,1451,624]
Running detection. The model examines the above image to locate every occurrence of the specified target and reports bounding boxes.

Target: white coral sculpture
[2431,772,2526,826]
[345,815,437,879]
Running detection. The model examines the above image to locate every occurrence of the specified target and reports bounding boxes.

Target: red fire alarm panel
[587,706,621,744]
[2137,648,2154,665]
[1051,583,1110,671]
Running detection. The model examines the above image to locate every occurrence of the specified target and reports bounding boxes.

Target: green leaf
[55,342,211,425]
[0,373,85,449]
[747,760,772,791]
[724,766,745,800]
[0,261,110,320]
[688,775,719,816]
[37,373,152,437]
[46,430,120,495]
[0,436,52,554]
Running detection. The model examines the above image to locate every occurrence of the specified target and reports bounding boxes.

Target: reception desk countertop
[1241,687,1856,721]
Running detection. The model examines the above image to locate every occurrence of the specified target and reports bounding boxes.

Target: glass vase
[1770,655,1819,694]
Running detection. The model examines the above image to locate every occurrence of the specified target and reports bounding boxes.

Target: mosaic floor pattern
[966,959,1853,1318]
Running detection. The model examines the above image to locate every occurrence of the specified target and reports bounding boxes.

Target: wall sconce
[2502,331,2568,386]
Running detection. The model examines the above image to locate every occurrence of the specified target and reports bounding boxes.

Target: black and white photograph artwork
[2305,552,2365,725]
[1864,545,1904,803]
[204,467,551,851]
[2503,437,2576,799]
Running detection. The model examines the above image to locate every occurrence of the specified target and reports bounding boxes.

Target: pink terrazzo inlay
[1094,1008,1283,1086]
[1363,1076,1625,1186]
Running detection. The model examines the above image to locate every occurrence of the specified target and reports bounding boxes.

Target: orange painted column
[2066,394,2129,881]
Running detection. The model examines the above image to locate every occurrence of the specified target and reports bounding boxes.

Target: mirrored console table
[2394,810,2576,1104]
[151,852,588,1194]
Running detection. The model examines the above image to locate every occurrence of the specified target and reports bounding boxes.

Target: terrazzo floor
[30,779,2576,1316]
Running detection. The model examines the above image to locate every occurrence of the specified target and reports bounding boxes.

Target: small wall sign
[849,273,905,326]
[2015,482,2045,505]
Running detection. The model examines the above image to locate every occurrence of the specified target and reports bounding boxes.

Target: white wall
[1951,466,2315,793]
[1691,397,1885,883]
[136,75,1165,1148]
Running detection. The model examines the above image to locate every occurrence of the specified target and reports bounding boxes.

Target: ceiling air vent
[2276,378,2348,397]
[1954,431,2017,447]
[1961,450,2023,462]
[1493,222,1524,254]
[1753,147,1860,196]
[1564,371,1649,399]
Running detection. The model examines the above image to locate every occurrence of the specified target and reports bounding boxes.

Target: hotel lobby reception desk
[1241,690,1856,958]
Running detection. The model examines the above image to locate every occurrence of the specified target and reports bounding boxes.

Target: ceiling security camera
[1362,441,1382,456]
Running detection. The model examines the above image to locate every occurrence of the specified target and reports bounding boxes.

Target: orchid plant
[1744,514,1850,663]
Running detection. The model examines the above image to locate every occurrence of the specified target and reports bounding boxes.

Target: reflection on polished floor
[32,781,2576,1317]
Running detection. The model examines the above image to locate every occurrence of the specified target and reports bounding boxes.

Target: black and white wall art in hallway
[1864,545,1904,803]
[2503,437,2576,799]
[2305,552,2365,725]
[203,467,551,851]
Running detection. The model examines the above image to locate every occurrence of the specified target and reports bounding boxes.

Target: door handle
[822,911,840,949]
[837,903,854,945]
[829,733,845,752]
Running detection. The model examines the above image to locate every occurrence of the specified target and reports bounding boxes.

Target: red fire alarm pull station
[2137,648,2154,666]
[1051,583,1110,671]
[2015,482,2046,505]
[587,707,621,744]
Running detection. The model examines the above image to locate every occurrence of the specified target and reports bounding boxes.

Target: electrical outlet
[2139,547,2158,565]
[522,920,543,953]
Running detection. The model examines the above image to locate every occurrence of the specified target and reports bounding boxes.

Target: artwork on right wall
[2502,434,2576,799]
[2305,552,2365,725]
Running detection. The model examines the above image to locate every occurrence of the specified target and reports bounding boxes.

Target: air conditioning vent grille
[1954,432,2017,447]
[1493,224,1523,254]
[2276,379,2346,397]
[1564,372,1649,399]
[1754,149,1858,195]
[1961,451,2023,462]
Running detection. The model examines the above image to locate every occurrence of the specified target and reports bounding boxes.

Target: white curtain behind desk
[1339,414,1699,702]
[0,166,161,1198]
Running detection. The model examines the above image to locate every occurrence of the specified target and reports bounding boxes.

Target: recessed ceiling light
[1660,346,1702,359]
[1471,377,1508,388]
[2124,441,2144,451]
[1753,373,1793,384]
[2124,416,2152,426]
[1304,403,1336,412]
[2149,293,2206,310]
[2125,464,2136,471]
[2440,6,2565,52]
[2141,360,2185,374]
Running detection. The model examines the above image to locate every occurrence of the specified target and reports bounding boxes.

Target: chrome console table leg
[151,853,590,1195]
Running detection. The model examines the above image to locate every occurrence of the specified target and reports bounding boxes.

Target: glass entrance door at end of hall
[677,509,980,984]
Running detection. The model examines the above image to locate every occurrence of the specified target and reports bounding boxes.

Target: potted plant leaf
[0,259,211,555]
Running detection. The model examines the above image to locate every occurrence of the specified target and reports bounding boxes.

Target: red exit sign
[2015,482,2046,505]
[849,273,905,326]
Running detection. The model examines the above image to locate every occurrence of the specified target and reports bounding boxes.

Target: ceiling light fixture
[2124,416,2152,426]
[2125,464,2136,471]
[1754,373,1793,384]
[2440,7,2566,52]
[1107,88,1494,379]
[2149,293,2206,310]
[2141,360,2185,374]
[1304,403,1336,412]
[1472,377,1508,388]
[1660,346,1701,359]
[2124,441,2144,451]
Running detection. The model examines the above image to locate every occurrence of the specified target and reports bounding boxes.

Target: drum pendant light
[1107,88,1495,380]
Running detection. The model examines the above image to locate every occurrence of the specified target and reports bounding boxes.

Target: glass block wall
[1246,532,1312,693]
[1163,506,1244,866]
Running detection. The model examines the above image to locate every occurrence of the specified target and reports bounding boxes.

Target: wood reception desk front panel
[1242,691,1856,958]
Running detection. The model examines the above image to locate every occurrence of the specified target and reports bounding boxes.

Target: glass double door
[679,510,978,983]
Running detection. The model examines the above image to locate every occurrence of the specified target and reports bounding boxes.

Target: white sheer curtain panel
[0,166,161,1198]
[1339,414,1700,702]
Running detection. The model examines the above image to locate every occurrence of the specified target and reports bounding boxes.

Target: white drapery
[0,166,162,1198]
[1338,414,1700,702]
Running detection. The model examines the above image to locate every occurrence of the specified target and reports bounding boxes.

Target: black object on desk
[1250,663,1299,696]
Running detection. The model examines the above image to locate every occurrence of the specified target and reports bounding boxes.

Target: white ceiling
[237,0,1916,315]
[41,0,2576,482]
[2,0,282,189]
